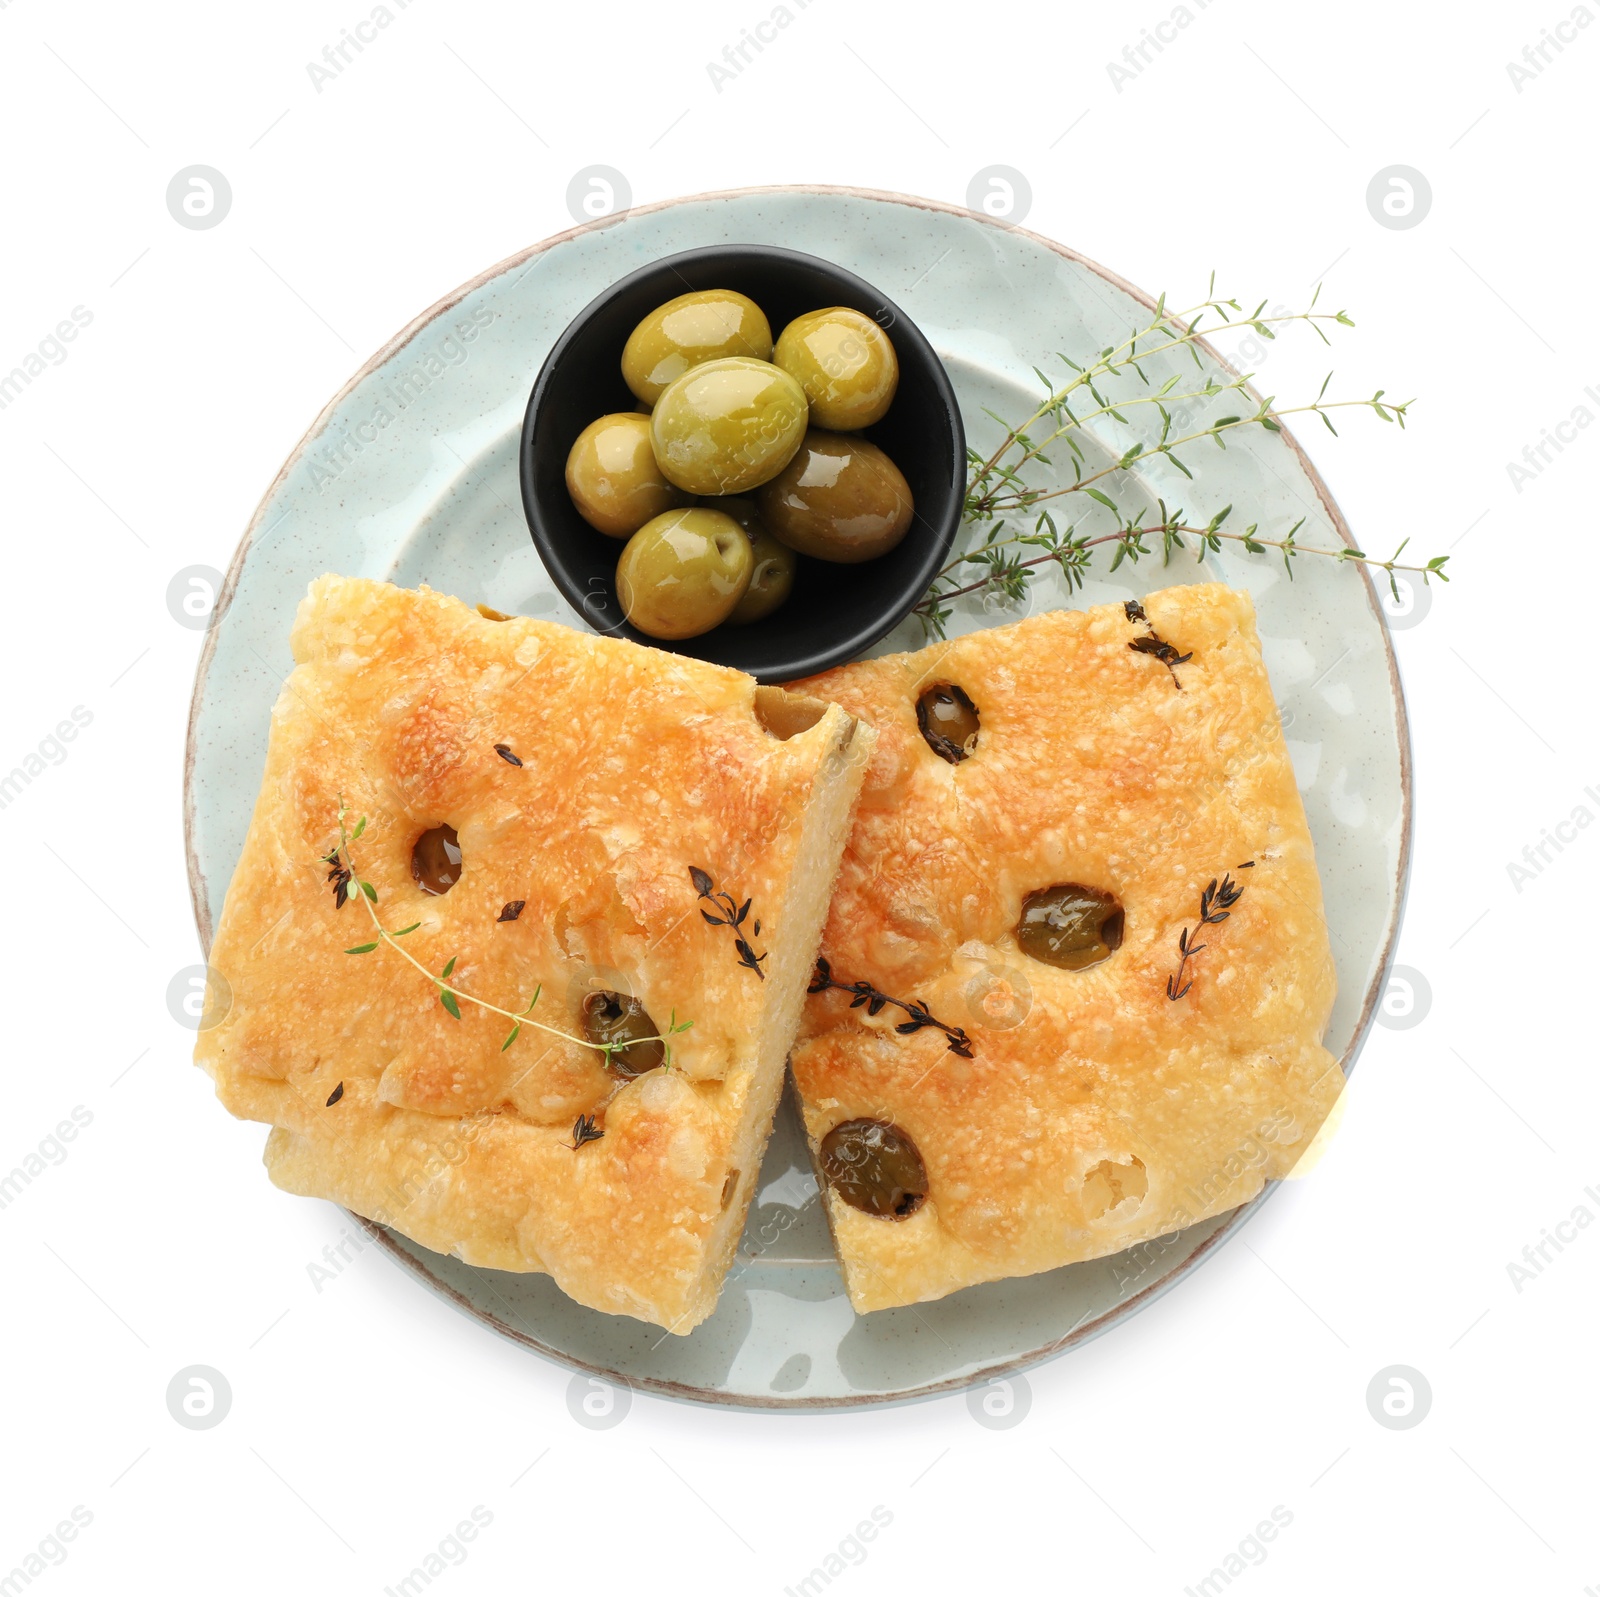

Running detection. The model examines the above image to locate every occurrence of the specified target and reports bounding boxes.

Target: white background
[1,0,1595,1591]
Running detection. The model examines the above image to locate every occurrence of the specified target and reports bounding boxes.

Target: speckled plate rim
[183,183,1413,1412]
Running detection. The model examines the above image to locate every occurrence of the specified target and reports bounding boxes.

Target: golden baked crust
[788,582,1340,1312]
[196,577,872,1332]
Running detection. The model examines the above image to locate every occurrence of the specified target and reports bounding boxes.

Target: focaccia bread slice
[196,576,873,1333]
[787,582,1340,1313]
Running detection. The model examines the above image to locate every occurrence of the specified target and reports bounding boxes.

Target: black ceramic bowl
[520,245,965,682]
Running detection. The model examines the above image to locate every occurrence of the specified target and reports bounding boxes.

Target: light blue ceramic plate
[184,187,1410,1409]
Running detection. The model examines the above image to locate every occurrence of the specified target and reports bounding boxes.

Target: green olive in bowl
[757,430,914,563]
[774,307,899,430]
[616,507,754,640]
[565,412,686,537]
[715,497,799,625]
[622,290,773,407]
[650,357,809,497]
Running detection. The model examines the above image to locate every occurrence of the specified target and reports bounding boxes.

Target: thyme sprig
[1124,597,1191,690]
[690,867,767,979]
[808,957,975,1059]
[917,502,1445,639]
[568,1113,604,1150]
[322,846,354,909]
[328,802,688,1068]
[916,282,1448,639]
[1166,871,1248,1002]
